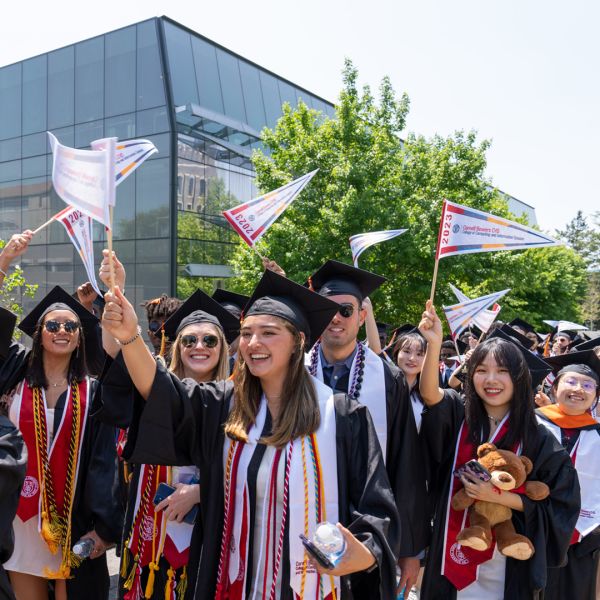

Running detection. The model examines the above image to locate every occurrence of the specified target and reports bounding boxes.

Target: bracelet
[118,326,142,346]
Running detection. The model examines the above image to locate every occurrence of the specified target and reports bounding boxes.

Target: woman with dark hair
[0,287,122,600]
[416,300,580,600]
[99,269,400,600]
[536,350,600,600]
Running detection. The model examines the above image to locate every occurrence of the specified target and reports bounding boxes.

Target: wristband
[118,326,142,346]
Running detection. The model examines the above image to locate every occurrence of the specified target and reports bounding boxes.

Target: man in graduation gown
[305,260,430,591]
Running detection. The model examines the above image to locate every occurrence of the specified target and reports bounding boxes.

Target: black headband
[245,296,309,340]
[175,310,223,336]
[38,303,79,324]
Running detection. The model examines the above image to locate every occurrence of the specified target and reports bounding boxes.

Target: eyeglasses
[562,377,597,394]
[148,320,163,333]
[337,303,356,319]
[180,334,219,349]
[44,319,80,334]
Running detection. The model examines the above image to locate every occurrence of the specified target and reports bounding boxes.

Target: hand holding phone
[153,482,199,525]
[300,534,336,570]
[453,459,491,483]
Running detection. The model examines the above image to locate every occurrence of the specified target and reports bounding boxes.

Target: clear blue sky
[2,0,598,233]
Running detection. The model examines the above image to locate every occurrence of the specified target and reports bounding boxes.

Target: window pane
[215,50,246,123]
[112,240,135,262]
[22,177,50,245]
[136,238,169,263]
[205,166,231,215]
[278,80,297,109]
[51,126,74,148]
[144,132,170,159]
[259,71,282,127]
[0,137,21,162]
[75,37,104,123]
[22,132,47,157]
[0,180,21,238]
[0,160,21,183]
[177,161,205,213]
[137,20,166,110]
[191,37,224,114]
[22,56,47,135]
[105,26,136,117]
[22,156,46,178]
[239,62,266,132]
[75,120,104,147]
[105,113,136,139]
[48,47,75,129]
[163,22,198,107]
[136,157,170,238]
[0,64,22,140]
[136,106,169,135]
[135,262,169,306]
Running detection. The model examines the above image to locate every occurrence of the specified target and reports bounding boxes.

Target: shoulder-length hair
[392,332,427,364]
[225,317,319,448]
[463,338,538,452]
[26,316,88,388]
[168,322,230,382]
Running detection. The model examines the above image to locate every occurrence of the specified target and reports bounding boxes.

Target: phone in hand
[153,482,199,525]
[299,534,336,570]
[453,459,492,482]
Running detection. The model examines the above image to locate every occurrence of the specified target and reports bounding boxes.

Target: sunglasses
[44,319,80,334]
[337,303,356,319]
[180,334,219,349]
[148,320,163,333]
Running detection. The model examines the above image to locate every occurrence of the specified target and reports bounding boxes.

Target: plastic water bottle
[312,522,346,566]
[72,537,95,559]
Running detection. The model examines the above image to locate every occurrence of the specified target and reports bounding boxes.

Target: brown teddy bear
[451,443,550,560]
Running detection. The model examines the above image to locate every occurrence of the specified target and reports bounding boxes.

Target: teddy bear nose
[498,474,512,483]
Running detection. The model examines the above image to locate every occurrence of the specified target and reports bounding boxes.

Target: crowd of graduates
[0,228,598,600]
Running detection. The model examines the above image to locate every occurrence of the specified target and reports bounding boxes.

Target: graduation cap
[487,327,552,388]
[442,335,468,355]
[0,306,17,359]
[307,260,386,301]
[212,289,250,320]
[376,321,392,334]
[573,335,600,353]
[18,286,99,338]
[509,318,536,335]
[543,350,600,384]
[392,323,420,339]
[162,289,240,345]
[500,324,536,350]
[245,269,340,349]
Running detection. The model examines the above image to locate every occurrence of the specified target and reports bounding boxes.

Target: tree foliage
[225,60,587,330]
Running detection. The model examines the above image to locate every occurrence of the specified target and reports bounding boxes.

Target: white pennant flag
[223,169,318,247]
[436,200,561,259]
[92,137,158,188]
[56,206,102,295]
[48,132,115,227]
[349,229,407,266]
[443,288,510,338]
[449,283,502,333]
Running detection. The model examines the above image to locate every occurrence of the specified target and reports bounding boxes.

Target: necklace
[47,378,67,388]
[487,414,500,426]
[309,341,366,400]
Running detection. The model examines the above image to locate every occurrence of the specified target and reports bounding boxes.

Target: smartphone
[453,459,491,482]
[153,482,199,525]
[299,534,336,570]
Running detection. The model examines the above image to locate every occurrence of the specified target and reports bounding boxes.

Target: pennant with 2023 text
[449,283,502,333]
[443,288,510,338]
[436,200,561,259]
[56,206,102,295]
[349,229,407,266]
[223,169,318,247]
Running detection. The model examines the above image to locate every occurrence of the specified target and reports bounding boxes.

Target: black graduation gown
[0,346,123,600]
[95,355,401,600]
[420,391,581,600]
[0,416,27,600]
[536,411,600,600]
[321,354,430,558]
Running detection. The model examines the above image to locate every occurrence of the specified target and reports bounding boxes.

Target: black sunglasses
[337,303,356,319]
[44,319,80,334]
[148,320,163,333]
[180,334,220,349]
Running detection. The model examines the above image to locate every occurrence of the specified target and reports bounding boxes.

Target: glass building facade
[0,16,334,327]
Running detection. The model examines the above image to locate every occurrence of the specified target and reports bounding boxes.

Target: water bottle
[72,537,95,559]
[312,522,346,566]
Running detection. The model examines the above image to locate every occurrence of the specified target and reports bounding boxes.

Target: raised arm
[0,230,32,288]
[362,297,382,354]
[102,286,156,399]
[99,250,127,359]
[418,300,444,406]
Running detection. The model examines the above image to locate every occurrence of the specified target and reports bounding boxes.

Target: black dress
[420,391,581,600]
[95,355,401,600]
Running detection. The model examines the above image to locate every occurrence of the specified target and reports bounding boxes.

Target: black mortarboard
[501,324,535,350]
[509,318,536,335]
[212,289,250,320]
[442,335,468,355]
[376,321,392,334]
[543,350,600,383]
[0,306,17,359]
[307,260,386,302]
[488,328,552,388]
[392,324,420,338]
[163,289,240,345]
[18,286,99,338]
[244,269,340,349]
[573,336,600,353]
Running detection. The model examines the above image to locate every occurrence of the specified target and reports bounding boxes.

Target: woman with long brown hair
[100,268,400,600]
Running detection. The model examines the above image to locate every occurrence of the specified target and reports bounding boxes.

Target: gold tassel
[159,326,167,358]
[165,567,176,600]
[40,509,63,554]
[144,561,160,599]
[123,555,139,591]
[120,545,130,579]
[175,566,187,600]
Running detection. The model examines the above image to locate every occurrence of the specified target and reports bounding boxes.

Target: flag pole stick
[32,216,56,235]
[429,258,440,303]
[452,336,463,365]
[250,243,266,263]
[107,206,116,293]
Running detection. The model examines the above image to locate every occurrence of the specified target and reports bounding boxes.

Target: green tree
[226,60,587,329]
